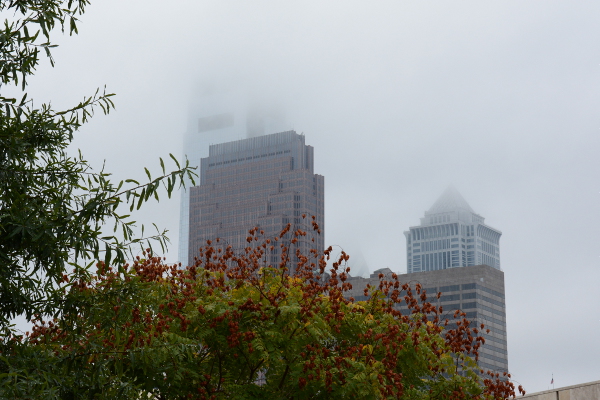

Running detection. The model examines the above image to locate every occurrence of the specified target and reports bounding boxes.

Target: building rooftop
[426,185,475,215]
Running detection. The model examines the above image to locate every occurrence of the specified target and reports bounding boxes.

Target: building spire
[426,185,474,215]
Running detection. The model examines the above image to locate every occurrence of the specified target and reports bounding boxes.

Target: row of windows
[439,294,461,302]
[411,251,459,272]
[198,181,279,199]
[202,177,315,203]
[486,325,507,337]
[440,284,460,292]
[481,240,498,256]
[410,223,459,241]
[481,253,500,269]
[207,149,292,167]
[481,342,508,355]
[349,299,507,345]
[204,166,310,187]
[462,301,504,318]
[463,225,475,237]
[478,360,508,372]
[478,303,505,318]
[429,214,452,224]
[462,301,477,309]
[351,287,504,311]
[401,297,505,321]
[205,161,287,180]
[416,239,452,252]
[421,284,459,294]
[427,282,504,301]
[439,303,460,314]
[482,333,507,347]
[478,351,508,364]
[477,284,505,300]
[194,200,320,228]
[475,313,506,329]
[350,299,508,347]
[462,292,505,308]
[477,225,501,244]
[460,311,507,336]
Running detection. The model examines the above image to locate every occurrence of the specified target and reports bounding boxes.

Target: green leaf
[169,153,181,169]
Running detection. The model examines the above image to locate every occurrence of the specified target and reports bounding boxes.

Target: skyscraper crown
[425,186,474,215]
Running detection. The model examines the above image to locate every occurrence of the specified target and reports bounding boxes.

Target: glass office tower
[178,89,287,264]
[346,187,510,373]
[404,186,502,274]
[187,130,324,267]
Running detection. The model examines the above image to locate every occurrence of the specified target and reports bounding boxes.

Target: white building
[404,186,502,273]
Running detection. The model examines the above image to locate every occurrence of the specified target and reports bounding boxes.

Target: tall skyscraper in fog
[178,88,287,264]
[401,187,508,372]
[187,130,324,266]
[347,187,509,373]
[404,186,502,274]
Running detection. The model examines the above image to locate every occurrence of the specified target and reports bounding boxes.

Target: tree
[1,222,525,399]
[0,0,195,329]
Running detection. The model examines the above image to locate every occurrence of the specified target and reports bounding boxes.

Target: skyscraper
[178,89,287,263]
[346,187,509,373]
[187,130,324,266]
[404,186,502,274]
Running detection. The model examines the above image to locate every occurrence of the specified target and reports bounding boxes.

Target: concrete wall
[523,380,600,400]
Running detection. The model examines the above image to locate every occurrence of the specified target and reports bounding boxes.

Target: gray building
[187,130,324,267]
[346,264,509,373]
[404,186,502,273]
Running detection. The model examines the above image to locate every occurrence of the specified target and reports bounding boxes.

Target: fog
[15,0,600,393]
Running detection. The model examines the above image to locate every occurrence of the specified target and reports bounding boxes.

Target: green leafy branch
[0,0,90,89]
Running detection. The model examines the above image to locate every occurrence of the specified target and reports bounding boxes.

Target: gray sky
[16,0,600,394]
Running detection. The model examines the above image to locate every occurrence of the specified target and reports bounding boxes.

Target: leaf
[169,153,181,169]
[137,189,145,209]
[104,244,112,266]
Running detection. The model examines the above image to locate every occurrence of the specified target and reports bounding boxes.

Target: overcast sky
[14,0,600,394]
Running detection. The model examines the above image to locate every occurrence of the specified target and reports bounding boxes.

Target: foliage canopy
[2,223,524,399]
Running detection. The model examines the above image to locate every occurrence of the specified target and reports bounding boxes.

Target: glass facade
[394,188,509,373]
[178,90,288,263]
[187,131,324,267]
[404,186,502,273]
